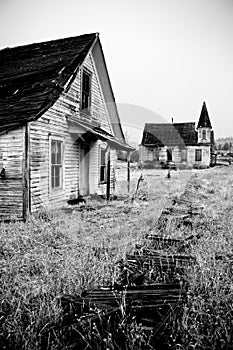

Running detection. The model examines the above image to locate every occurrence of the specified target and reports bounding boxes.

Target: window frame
[195,149,202,162]
[49,136,65,193]
[202,130,207,140]
[81,68,92,113]
[181,149,187,162]
[99,146,107,184]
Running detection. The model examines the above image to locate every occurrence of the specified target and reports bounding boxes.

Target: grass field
[0,166,233,349]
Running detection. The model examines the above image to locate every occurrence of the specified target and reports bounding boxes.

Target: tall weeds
[169,167,233,350]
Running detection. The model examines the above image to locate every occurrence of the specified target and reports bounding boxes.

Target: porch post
[127,151,131,193]
[106,148,111,200]
[22,123,30,221]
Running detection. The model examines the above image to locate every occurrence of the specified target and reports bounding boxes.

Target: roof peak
[197,101,212,128]
[145,121,195,126]
[0,33,99,130]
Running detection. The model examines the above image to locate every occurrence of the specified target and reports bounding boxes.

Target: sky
[1,0,233,142]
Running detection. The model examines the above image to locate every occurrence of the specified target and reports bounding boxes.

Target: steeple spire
[197,101,212,128]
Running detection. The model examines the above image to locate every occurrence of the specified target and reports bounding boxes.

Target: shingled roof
[0,33,98,132]
[197,101,212,128]
[141,122,198,147]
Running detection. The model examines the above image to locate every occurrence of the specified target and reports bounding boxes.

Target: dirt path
[65,169,195,248]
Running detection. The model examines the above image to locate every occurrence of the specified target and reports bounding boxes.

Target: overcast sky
[1,0,233,141]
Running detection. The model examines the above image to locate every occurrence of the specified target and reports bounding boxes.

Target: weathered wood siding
[139,146,155,162]
[81,54,113,133]
[172,147,181,163]
[140,144,211,168]
[0,127,24,219]
[29,114,79,211]
[187,146,210,167]
[29,51,115,211]
[89,141,116,196]
[159,147,167,163]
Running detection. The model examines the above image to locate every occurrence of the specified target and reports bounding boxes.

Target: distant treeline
[215,137,233,151]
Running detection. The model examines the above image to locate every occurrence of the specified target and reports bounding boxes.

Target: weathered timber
[125,254,195,267]
[162,206,203,216]
[145,235,186,247]
[131,173,144,202]
[0,127,24,220]
[60,283,182,316]
[59,282,183,350]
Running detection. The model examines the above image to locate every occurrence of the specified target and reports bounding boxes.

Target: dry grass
[168,166,233,350]
[1,166,233,349]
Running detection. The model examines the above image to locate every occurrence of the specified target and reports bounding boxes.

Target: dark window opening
[167,149,172,162]
[202,130,207,140]
[195,149,202,161]
[81,70,91,111]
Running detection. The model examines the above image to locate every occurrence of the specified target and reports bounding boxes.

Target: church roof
[197,101,212,128]
[141,122,197,147]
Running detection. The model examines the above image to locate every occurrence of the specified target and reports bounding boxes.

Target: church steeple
[197,101,212,129]
[197,101,213,144]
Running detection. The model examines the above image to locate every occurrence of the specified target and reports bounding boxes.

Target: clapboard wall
[29,51,115,212]
[0,127,24,219]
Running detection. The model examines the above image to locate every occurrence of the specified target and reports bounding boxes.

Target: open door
[79,143,90,196]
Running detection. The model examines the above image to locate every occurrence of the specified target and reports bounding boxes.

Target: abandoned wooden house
[139,102,215,168]
[0,33,132,220]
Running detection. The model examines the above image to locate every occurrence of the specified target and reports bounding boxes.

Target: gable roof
[0,33,128,146]
[141,122,197,147]
[91,40,126,144]
[197,101,212,128]
[0,33,98,133]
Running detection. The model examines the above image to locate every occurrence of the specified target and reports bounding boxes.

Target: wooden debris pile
[58,184,205,349]
[155,197,204,236]
[59,283,183,349]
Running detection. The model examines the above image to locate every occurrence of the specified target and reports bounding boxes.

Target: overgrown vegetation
[1,167,233,349]
[168,168,233,350]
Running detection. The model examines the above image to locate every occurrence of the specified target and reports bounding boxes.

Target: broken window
[50,139,63,189]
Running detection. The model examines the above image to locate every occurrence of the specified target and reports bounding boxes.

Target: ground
[0,164,233,349]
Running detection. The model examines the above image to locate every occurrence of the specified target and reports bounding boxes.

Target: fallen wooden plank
[145,235,186,247]
[125,254,195,267]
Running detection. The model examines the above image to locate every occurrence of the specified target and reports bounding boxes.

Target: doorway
[167,148,173,162]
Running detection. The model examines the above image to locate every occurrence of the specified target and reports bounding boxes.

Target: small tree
[222,142,229,151]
